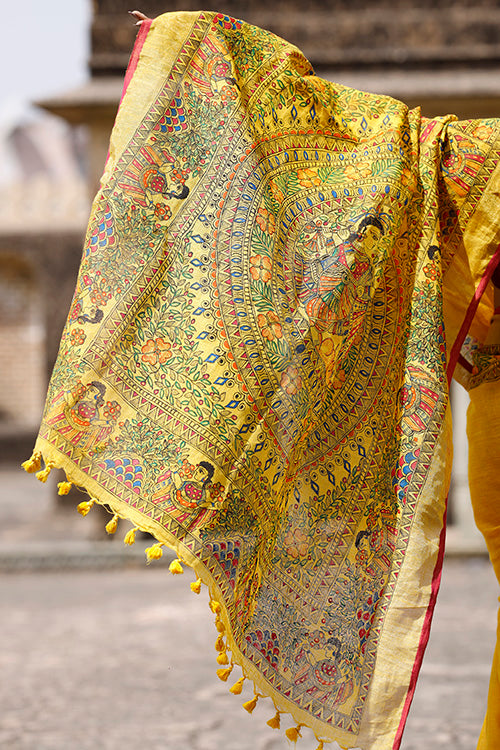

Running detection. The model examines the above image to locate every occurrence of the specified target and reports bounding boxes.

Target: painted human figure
[296,214,385,329]
[293,632,355,707]
[150,460,218,533]
[295,215,386,384]
[46,381,119,453]
[172,461,215,510]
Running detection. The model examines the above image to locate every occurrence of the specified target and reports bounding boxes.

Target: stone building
[3,0,500,544]
[0,118,88,459]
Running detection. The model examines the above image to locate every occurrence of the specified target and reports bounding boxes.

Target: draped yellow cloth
[26,12,500,749]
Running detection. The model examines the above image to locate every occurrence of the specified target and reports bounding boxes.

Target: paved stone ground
[1,464,499,749]
[0,558,498,750]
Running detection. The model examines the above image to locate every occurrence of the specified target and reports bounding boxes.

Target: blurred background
[1,2,499,749]
[2,0,497,544]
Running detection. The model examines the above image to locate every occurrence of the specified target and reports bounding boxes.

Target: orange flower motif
[179,459,194,478]
[319,336,336,360]
[70,328,86,347]
[269,179,285,203]
[249,254,272,282]
[284,527,308,559]
[331,367,346,390]
[423,263,437,280]
[280,364,302,395]
[141,337,172,365]
[255,206,276,235]
[297,167,322,188]
[344,162,372,180]
[257,311,283,341]
[473,124,494,141]
[90,288,110,306]
[103,400,121,421]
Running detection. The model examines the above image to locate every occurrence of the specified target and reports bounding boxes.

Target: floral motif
[308,630,326,649]
[249,254,272,282]
[141,338,172,365]
[297,167,322,188]
[269,179,285,203]
[70,328,86,347]
[257,311,283,341]
[331,368,347,390]
[103,400,121,421]
[256,207,276,235]
[280,364,302,395]
[90,280,111,307]
[473,123,494,140]
[69,301,82,322]
[284,527,308,559]
[208,481,225,502]
[422,263,437,280]
[344,162,372,180]
[154,203,172,221]
[179,458,195,478]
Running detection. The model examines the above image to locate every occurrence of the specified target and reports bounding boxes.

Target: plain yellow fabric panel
[468,379,500,748]
[476,608,500,750]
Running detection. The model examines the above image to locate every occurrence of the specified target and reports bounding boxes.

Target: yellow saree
[24,12,500,749]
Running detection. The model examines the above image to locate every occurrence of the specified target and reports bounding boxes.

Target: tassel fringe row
[229,676,245,695]
[190,578,202,594]
[169,558,184,575]
[243,695,259,714]
[57,481,73,495]
[77,499,95,516]
[267,711,281,729]
[22,453,338,748]
[124,528,138,545]
[21,451,42,473]
[105,514,119,534]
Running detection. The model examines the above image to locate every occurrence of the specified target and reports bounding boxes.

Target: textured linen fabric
[27,12,500,749]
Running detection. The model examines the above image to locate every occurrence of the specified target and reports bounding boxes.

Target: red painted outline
[394,241,500,748]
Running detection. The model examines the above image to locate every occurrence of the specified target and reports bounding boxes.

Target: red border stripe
[394,241,500,748]
[392,505,447,749]
[104,19,152,168]
[447,243,500,385]
[119,19,152,108]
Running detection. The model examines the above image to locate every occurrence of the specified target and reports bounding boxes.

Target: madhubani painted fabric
[31,11,500,750]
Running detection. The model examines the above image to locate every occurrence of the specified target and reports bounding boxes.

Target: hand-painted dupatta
[24,12,500,749]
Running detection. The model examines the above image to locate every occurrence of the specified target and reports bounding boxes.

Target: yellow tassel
[229,676,245,695]
[285,725,302,743]
[57,481,73,495]
[21,451,42,473]
[105,514,119,534]
[267,711,281,729]
[145,543,164,561]
[242,695,258,714]
[77,499,95,516]
[216,651,229,665]
[210,600,221,614]
[36,463,54,483]
[316,742,324,750]
[216,665,233,682]
[124,528,138,545]
[169,558,184,575]
[215,634,225,652]
[190,578,202,594]
[215,618,225,633]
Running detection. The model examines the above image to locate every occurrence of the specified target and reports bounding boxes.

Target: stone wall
[0,230,85,461]
[90,0,500,75]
